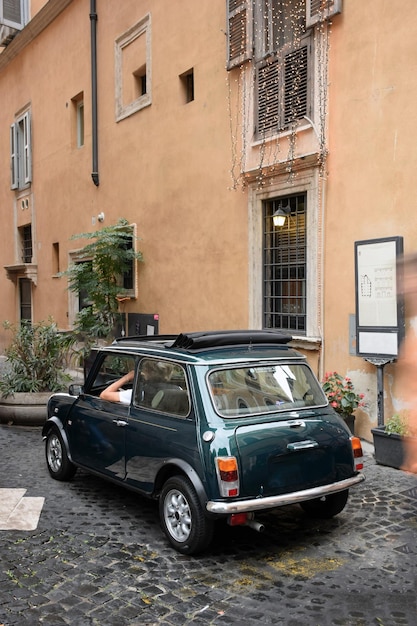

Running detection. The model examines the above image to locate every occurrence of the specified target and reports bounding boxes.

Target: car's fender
[42,416,74,463]
[153,458,210,511]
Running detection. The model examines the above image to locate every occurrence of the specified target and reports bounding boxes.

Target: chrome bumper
[206,473,365,514]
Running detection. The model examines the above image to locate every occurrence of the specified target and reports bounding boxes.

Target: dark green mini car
[43,330,365,554]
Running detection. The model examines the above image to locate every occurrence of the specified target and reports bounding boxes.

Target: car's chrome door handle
[287,440,318,451]
[112,419,128,427]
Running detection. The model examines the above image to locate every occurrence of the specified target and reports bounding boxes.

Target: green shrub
[0,319,74,396]
[385,413,409,436]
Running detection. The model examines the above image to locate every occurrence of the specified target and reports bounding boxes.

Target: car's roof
[94,330,307,366]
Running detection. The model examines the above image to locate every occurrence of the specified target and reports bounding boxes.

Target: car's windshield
[207,363,327,417]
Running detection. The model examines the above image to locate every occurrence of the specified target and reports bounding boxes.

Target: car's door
[67,352,135,480]
[124,358,198,493]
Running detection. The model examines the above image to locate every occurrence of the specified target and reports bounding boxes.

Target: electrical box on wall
[127,313,159,337]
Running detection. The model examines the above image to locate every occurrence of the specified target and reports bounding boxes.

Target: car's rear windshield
[207,363,327,417]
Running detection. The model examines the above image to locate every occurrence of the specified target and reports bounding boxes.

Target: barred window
[263,194,306,333]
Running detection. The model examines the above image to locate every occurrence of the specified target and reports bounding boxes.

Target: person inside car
[100,370,135,404]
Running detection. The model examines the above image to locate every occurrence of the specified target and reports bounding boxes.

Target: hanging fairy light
[226,0,332,189]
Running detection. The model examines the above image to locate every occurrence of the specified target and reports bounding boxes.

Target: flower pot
[341,413,355,435]
[0,392,51,426]
[371,426,405,469]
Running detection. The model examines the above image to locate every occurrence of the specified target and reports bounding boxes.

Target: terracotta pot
[0,392,51,426]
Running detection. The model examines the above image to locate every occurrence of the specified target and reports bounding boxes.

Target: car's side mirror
[69,383,83,396]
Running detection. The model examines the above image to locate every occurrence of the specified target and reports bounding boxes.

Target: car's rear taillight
[350,436,364,471]
[216,456,239,497]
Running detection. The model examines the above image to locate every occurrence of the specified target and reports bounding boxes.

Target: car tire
[300,489,349,518]
[159,475,214,555]
[45,427,77,481]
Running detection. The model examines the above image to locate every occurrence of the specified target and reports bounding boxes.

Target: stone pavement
[0,425,416,626]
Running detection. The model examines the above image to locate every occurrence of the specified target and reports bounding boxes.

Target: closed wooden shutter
[257,60,281,134]
[10,123,18,189]
[284,46,308,126]
[227,0,252,69]
[306,0,342,28]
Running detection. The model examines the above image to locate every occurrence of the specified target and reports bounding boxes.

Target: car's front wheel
[159,475,213,555]
[300,489,349,518]
[45,427,77,481]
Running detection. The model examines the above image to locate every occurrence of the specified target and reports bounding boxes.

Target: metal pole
[90,0,99,186]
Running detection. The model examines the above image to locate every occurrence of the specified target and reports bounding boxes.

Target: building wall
[0,0,249,351]
[322,0,417,438]
[1,0,416,440]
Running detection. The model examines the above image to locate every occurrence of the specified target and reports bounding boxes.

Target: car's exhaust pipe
[245,519,265,533]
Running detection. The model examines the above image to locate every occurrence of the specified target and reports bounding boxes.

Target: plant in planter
[62,218,143,350]
[322,371,365,434]
[371,412,417,469]
[0,319,75,425]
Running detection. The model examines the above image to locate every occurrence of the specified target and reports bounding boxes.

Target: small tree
[63,218,143,341]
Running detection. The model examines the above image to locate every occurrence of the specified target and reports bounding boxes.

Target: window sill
[5,263,38,286]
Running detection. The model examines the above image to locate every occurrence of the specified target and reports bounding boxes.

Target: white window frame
[10,109,32,190]
[115,14,152,122]
[76,100,84,148]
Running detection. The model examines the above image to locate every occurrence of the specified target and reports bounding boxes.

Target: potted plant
[0,318,75,426]
[371,413,416,469]
[322,371,365,434]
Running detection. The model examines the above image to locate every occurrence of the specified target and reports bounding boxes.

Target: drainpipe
[90,0,99,186]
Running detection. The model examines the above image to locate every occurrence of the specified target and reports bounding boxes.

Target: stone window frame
[115,13,152,122]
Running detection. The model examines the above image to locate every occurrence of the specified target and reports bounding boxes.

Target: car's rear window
[207,363,326,417]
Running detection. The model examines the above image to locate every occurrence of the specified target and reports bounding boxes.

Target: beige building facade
[0,0,415,439]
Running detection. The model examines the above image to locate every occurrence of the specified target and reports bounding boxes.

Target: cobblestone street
[0,425,416,626]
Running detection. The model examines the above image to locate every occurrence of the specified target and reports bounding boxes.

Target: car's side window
[134,359,190,417]
[89,353,136,396]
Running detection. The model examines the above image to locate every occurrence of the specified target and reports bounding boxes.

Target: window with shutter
[227,0,252,69]
[254,1,310,136]
[306,0,342,28]
[0,0,26,30]
[10,110,32,190]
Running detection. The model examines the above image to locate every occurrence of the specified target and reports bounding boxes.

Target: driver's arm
[100,370,134,403]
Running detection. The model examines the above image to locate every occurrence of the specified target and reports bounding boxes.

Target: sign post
[354,236,404,426]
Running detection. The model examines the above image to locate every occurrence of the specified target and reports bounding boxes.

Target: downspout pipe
[90,0,99,186]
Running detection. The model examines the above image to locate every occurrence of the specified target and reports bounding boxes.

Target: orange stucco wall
[0,0,249,346]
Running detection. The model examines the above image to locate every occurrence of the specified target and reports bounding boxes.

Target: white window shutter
[10,123,18,189]
[23,111,31,184]
[306,0,342,28]
[0,0,23,30]
[227,0,252,70]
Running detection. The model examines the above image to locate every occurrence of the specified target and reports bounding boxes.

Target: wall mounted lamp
[272,204,290,227]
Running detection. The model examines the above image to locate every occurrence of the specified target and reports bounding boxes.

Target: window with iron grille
[19,224,32,263]
[263,194,306,332]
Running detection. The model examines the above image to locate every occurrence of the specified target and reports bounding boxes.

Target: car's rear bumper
[206,473,365,514]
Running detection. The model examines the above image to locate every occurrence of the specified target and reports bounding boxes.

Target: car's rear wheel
[300,489,349,518]
[45,427,77,481]
[159,475,213,555]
